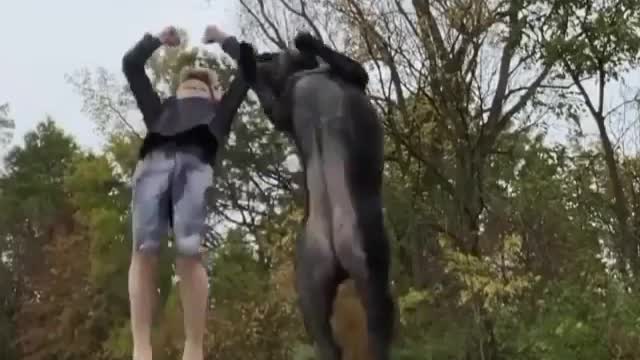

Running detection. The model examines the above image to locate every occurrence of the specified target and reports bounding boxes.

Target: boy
[123,25,253,360]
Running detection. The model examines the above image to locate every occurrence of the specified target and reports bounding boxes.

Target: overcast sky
[0,0,240,153]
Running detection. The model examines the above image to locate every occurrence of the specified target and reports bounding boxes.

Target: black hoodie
[122,33,252,164]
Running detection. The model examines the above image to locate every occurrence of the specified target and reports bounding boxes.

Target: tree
[0,119,82,359]
[543,0,640,273]
[3,2,640,358]
[0,103,15,153]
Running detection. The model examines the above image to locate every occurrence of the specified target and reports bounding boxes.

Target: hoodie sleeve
[122,33,164,128]
[220,36,242,62]
[214,40,259,137]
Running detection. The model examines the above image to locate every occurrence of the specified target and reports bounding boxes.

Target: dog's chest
[291,74,345,123]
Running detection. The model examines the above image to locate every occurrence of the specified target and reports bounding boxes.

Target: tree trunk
[594,115,637,271]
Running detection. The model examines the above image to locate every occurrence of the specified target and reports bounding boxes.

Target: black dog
[242,33,394,360]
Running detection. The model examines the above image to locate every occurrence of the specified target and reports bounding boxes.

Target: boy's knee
[175,234,203,257]
[175,251,208,279]
[133,237,162,255]
[129,249,159,274]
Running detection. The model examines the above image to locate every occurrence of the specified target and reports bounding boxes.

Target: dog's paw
[294,31,321,53]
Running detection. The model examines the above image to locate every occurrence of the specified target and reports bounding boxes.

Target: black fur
[238,42,258,83]
[243,34,394,360]
[294,31,369,91]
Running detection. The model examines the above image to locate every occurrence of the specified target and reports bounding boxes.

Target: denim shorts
[130,144,213,256]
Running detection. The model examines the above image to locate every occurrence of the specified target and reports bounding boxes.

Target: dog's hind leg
[296,227,345,360]
[322,123,394,360]
[295,150,345,360]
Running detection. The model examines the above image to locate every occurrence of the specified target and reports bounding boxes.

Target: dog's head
[252,47,318,96]
[238,44,319,129]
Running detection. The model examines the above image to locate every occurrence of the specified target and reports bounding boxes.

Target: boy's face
[176,79,213,100]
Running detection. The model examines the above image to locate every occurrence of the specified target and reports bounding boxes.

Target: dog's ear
[286,47,319,75]
[238,42,257,83]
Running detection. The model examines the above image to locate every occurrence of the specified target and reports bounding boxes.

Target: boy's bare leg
[129,252,158,360]
[176,256,209,360]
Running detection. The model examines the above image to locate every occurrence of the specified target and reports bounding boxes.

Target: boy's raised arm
[122,26,180,126]
[202,24,243,62]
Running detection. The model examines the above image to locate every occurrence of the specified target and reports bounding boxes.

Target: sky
[0,0,240,153]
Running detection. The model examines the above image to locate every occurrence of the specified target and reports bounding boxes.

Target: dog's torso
[287,71,382,164]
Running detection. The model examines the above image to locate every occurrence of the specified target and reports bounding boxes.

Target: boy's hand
[202,24,229,44]
[158,26,180,47]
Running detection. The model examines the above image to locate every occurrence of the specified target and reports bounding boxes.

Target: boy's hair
[178,67,220,97]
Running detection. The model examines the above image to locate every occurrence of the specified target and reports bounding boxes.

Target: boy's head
[176,67,221,100]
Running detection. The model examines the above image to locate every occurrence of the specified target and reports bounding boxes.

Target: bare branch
[239,0,288,48]
[485,3,524,130]
[105,101,142,139]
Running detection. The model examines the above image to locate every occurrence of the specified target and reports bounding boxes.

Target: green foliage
[291,343,315,360]
[0,260,16,360]
[544,0,640,79]
[0,102,15,152]
[6,1,640,359]
[442,234,538,311]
